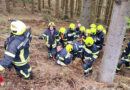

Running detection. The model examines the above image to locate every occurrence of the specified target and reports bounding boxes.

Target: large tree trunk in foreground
[97,0,129,83]
[81,0,91,28]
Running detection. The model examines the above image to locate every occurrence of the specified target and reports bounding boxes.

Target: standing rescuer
[39,22,60,60]
[59,27,68,48]
[0,19,33,80]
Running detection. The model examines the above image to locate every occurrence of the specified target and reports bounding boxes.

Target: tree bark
[81,0,91,28]
[70,0,74,18]
[12,0,16,7]
[38,0,41,11]
[42,0,44,8]
[22,0,26,8]
[65,0,69,18]
[55,0,59,18]
[31,0,34,14]
[97,0,129,83]
[77,0,82,16]
[1,0,7,14]
[48,0,51,7]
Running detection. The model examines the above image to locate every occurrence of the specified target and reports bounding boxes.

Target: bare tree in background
[55,0,59,18]
[97,0,129,83]
[42,0,44,8]
[12,0,16,7]
[1,0,10,14]
[38,0,41,11]
[65,0,69,18]
[22,0,26,8]
[48,0,51,7]
[77,0,82,16]
[81,0,91,28]
[70,0,74,18]
[31,0,34,14]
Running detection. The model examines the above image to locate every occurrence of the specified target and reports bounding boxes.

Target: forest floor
[0,5,130,90]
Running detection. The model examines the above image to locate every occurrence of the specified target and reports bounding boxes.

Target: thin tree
[31,0,34,14]
[42,0,44,8]
[70,0,74,18]
[81,0,91,27]
[48,0,51,7]
[12,0,16,7]
[97,0,129,83]
[22,0,26,8]
[38,0,41,11]
[1,0,7,14]
[65,0,69,18]
[77,0,82,16]
[55,0,59,18]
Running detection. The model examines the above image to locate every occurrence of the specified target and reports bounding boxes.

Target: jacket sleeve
[122,42,130,58]
[0,40,18,71]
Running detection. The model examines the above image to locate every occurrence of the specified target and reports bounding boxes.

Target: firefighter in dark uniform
[0,20,33,79]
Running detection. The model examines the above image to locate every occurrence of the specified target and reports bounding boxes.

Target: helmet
[85,37,94,46]
[65,44,73,52]
[91,28,96,35]
[48,22,55,27]
[97,25,104,31]
[10,20,26,35]
[80,26,85,32]
[103,29,106,35]
[86,29,91,35]
[90,24,96,28]
[59,27,66,34]
[69,23,75,30]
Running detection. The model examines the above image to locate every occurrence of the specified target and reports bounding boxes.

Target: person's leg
[116,60,126,72]
[14,63,33,80]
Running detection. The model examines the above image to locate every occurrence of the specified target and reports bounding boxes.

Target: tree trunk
[77,0,82,16]
[99,0,108,24]
[65,0,69,18]
[31,0,34,14]
[48,0,51,7]
[22,0,26,8]
[81,0,91,28]
[97,0,129,83]
[70,0,74,18]
[38,0,41,11]
[55,0,59,18]
[1,0,7,14]
[12,0,16,7]
[42,0,44,8]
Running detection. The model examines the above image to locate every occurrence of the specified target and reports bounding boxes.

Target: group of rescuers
[0,19,129,80]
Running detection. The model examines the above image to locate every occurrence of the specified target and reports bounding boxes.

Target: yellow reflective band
[84,47,92,54]
[93,51,99,55]
[57,60,66,66]
[93,55,98,59]
[84,69,89,73]
[46,36,50,47]
[59,57,64,61]
[20,70,30,78]
[0,65,5,71]
[116,67,121,71]
[28,67,32,72]
[5,51,15,58]
[126,66,130,69]
[20,49,26,63]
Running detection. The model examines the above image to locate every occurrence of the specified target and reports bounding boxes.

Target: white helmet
[10,20,26,35]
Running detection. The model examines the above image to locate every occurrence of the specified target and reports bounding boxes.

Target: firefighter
[76,26,86,43]
[95,25,104,50]
[90,24,96,29]
[82,37,99,77]
[116,42,130,72]
[90,28,97,42]
[39,22,59,60]
[0,20,33,79]
[67,23,76,44]
[55,44,73,66]
[59,27,68,48]
[75,23,82,39]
